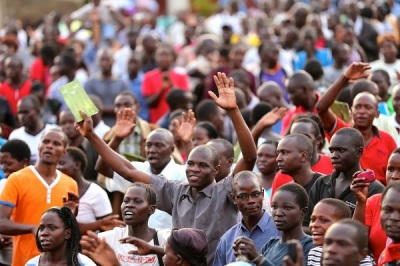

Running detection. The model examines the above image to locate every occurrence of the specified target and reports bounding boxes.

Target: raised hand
[209,72,237,110]
[174,109,196,143]
[343,63,371,80]
[75,111,95,138]
[283,240,304,266]
[233,236,260,261]
[114,108,136,139]
[81,231,120,266]
[63,191,79,217]
[119,236,153,255]
[259,107,287,128]
[99,214,125,231]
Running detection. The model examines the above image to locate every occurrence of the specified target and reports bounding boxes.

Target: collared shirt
[304,170,384,226]
[119,122,143,158]
[112,157,186,230]
[150,174,238,265]
[213,210,280,266]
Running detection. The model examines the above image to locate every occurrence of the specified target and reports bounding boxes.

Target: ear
[231,193,237,205]
[227,157,234,167]
[300,151,308,163]
[149,205,156,216]
[65,228,71,240]
[356,147,363,158]
[22,158,29,167]
[375,109,380,118]
[176,254,184,265]
[74,161,81,171]
[301,207,308,219]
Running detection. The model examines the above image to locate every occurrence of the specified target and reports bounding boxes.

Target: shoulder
[368,180,384,194]
[155,228,171,245]
[25,255,40,265]
[78,253,97,266]
[99,226,127,241]
[143,69,161,79]
[219,223,240,242]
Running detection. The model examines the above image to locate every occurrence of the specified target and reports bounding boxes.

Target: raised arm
[76,109,151,184]
[209,72,257,175]
[174,109,196,156]
[251,107,287,143]
[316,62,371,131]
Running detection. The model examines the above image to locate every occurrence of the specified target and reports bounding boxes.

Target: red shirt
[0,80,32,114]
[366,193,386,264]
[281,93,320,134]
[30,58,51,90]
[326,117,397,185]
[142,68,189,123]
[270,154,334,199]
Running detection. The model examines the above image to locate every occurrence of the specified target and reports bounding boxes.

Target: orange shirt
[270,154,334,199]
[366,193,386,264]
[0,166,78,266]
[326,118,397,185]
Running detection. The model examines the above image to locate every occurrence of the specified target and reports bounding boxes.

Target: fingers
[208,90,218,102]
[188,109,196,124]
[68,191,79,202]
[79,110,88,119]
[116,110,122,121]
[181,111,188,123]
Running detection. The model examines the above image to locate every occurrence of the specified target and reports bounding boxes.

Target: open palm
[209,72,237,110]
[344,62,371,80]
[114,108,136,139]
[175,110,196,142]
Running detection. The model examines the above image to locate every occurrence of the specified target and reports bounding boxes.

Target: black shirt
[304,170,384,226]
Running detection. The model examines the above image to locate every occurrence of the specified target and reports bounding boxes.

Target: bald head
[288,71,314,91]
[147,128,174,146]
[257,81,284,107]
[282,133,313,162]
[189,145,220,167]
[353,92,378,108]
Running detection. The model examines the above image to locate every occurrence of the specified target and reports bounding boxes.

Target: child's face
[0,152,27,178]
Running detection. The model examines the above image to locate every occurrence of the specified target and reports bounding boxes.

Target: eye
[284,206,293,210]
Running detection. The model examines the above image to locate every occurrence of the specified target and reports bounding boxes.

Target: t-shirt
[307,246,375,266]
[366,193,386,263]
[260,236,314,266]
[99,227,170,266]
[271,154,333,199]
[0,166,78,266]
[25,253,96,266]
[0,79,32,114]
[76,183,112,224]
[8,124,58,165]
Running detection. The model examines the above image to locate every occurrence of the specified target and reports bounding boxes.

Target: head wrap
[167,228,208,266]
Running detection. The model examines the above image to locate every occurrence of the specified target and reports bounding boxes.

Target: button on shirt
[213,210,280,266]
[150,174,238,265]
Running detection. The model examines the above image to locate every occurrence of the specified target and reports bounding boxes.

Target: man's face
[336,45,350,64]
[351,94,378,129]
[207,141,232,181]
[276,138,304,175]
[256,143,277,175]
[381,40,397,63]
[386,153,400,185]
[145,132,174,172]
[38,131,66,165]
[114,95,138,114]
[232,177,264,218]
[185,148,218,191]
[287,80,307,107]
[156,50,172,71]
[59,111,79,140]
[391,87,400,115]
[370,72,390,99]
[322,223,365,266]
[17,99,38,129]
[5,58,22,81]
[127,57,140,76]
[0,152,27,178]
[329,135,360,172]
[380,188,400,243]
[229,46,246,68]
[99,53,113,73]
[209,108,225,136]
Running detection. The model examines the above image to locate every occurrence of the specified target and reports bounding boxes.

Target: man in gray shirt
[77,72,257,264]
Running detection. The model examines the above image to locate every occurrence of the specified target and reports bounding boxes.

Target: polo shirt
[142,68,189,123]
[304,170,384,226]
[271,154,333,199]
[150,174,238,265]
[213,210,280,266]
[30,58,51,90]
[366,193,387,263]
[0,79,32,114]
[326,117,397,185]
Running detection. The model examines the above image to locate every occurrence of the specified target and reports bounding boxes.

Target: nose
[274,207,284,217]
[40,227,50,236]
[389,210,400,221]
[276,153,283,162]
[325,242,339,255]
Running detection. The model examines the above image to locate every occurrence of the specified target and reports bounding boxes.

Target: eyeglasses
[234,191,264,200]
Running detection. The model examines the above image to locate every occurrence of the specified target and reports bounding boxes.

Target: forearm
[145,89,166,108]
[95,137,124,177]
[251,122,267,144]
[92,20,101,48]
[353,201,366,224]
[316,75,349,114]
[150,245,165,256]
[0,218,35,236]
[79,221,102,235]
[86,132,150,184]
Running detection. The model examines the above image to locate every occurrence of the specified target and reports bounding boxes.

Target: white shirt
[112,157,186,229]
[76,183,112,224]
[9,124,58,165]
[99,227,170,266]
[374,115,399,145]
[389,114,400,146]
[94,120,111,139]
[25,253,96,266]
[369,59,400,92]
[113,46,133,79]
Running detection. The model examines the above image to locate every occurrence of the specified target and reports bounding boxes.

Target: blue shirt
[0,138,7,179]
[293,49,333,71]
[124,72,150,122]
[213,210,280,266]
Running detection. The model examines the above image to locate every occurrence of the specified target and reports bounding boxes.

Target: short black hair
[128,182,157,205]
[20,95,41,110]
[0,139,31,161]
[290,117,321,139]
[304,59,324,81]
[66,147,87,173]
[333,128,364,149]
[331,219,368,251]
[319,198,351,219]
[382,180,400,202]
[251,102,273,126]
[350,80,378,101]
[207,138,234,159]
[281,134,313,162]
[195,100,220,121]
[232,170,262,193]
[372,69,390,84]
[39,45,56,61]
[166,89,190,110]
[196,122,219,139]
[59,52,77,69]
[30,81,46,94]
[116,91,139,105]
[275,183,309,209]
[190,145,220,167]
[288,71,315,91]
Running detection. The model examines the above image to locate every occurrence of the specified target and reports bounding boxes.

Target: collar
[371,125,381,138]
[297,92,320,112]
[321,170,340,185]
[240,210,271,233]
[180,180,216,201]
[158,156,181,177]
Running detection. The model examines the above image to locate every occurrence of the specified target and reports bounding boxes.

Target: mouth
[277,164,284,170]
[124,211,135,219]
[311,232,324,240]
[274,220,285,227]
[40,239,51,246]
[43,151,53,156]
[188,175,200,182]
[323,257,340,266]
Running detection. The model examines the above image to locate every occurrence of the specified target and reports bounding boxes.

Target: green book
[58,80,98,122]
[330,100,351,123]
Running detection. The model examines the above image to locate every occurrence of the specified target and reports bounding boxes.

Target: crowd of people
[1,0,400,265]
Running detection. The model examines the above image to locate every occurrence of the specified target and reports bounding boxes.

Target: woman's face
[309,202,341,246]
[121,186,154,226]
[192,127,211,147]
[271,190,304,232]
[37,211,70,252]
[163,241,180,266]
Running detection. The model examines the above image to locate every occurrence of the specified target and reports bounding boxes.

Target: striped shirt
[307,246,376,266]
